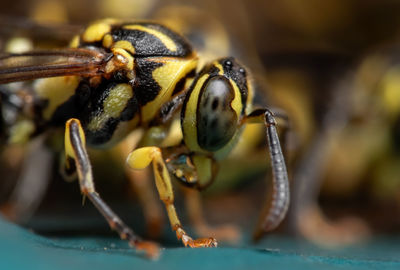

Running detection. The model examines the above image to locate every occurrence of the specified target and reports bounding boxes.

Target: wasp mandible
[0,18,289,258]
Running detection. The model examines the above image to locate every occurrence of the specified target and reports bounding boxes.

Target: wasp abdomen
[197,76,238,151]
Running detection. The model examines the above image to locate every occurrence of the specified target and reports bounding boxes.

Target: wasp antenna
[262,110,290,231]
[246,109,290,240]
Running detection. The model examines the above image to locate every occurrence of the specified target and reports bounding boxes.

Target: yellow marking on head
[246,77,254,114]
[141,57,198,123]
[82,19,118,43]
[123,24,177,52]
[182,74,210,153]
[35,76,80,120]
[87,83,133,131]
[213,62,244,117]
[112,40,136,55]
[102,34,114,48]
[229,78,243,118]
[214,63,224,75]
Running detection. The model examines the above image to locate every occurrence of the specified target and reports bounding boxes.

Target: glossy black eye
[239,68,246,76]
[197,76,238,151]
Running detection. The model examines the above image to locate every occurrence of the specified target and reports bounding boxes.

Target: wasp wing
[0,48,111,84]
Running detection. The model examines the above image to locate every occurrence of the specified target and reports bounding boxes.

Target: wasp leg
[129,126,172,238]
[64,118,159,259]
[177,155,240,243]
[118,135,164,239]
[127,146,217,248]
[121,122,182,239]
[244,109,290,240]
[292,127,370,246]
[126,168,164,238]
[2,136,52,223]
[182,187,240,244]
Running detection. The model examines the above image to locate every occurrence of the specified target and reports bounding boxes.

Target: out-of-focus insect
[0,18,289,258]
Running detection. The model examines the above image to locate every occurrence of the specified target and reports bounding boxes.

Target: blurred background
[1,0,400,252]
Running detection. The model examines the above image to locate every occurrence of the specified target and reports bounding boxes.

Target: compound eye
[197,76,238,151]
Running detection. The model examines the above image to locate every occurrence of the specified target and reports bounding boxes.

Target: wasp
[0,18,290,258]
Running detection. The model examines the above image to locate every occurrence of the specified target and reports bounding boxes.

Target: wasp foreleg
[118,135,165,239]
[127,146,217,248]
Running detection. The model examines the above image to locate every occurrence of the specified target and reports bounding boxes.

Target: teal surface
[1,216,400,270]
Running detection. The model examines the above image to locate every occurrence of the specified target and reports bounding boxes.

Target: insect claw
[135,241,161,260]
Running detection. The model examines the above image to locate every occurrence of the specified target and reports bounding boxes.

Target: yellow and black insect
[0,18,289,258]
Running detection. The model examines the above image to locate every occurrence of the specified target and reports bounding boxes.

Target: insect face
[181,57,251,158]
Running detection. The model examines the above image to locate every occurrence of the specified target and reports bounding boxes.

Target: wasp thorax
[197,76,238,151]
